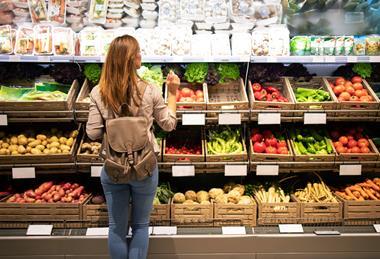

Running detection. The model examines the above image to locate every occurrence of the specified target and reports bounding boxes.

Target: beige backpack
[100,82,157,183]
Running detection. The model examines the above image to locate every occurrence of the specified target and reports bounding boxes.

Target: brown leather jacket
[86,80,177,153]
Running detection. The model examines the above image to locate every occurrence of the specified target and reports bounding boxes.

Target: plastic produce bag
[53,27,74,56]
[290,36,310,56]
[34,24,53,55]
[231,32,251,56]
[366,35,380,55]
[0,25,13,54]
[15,26,34,55]
[211,33,231,56]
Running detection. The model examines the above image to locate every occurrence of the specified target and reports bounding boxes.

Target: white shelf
[251,56,380,63]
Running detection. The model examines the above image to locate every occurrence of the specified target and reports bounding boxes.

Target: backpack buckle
[127,153,134,165]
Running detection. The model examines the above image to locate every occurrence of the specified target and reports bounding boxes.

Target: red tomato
[357,138,369,147]
[252,83,262,92]
[351,76,362,83]
[351,147,361,153]
[265,137,278,147]
[262,130,274,139]
[350,96,359,101]
[265,146,277,154]
[277,140,287,148]
[253,142,266,153]
[346,86,355,95]
[354,90,365,98]
[195,90,204,98]
[335,77,345,85]
[277,147,289,154]
[352,83,363,90]
[340,92,351,101]
[336,146,347,154]
[339,136,348,145]
[181,87,192,97]
[333,85,345,95]
[344,81,353,88]
[333,141,343,148]
[360,146,370,153]
[251,133,263,143]
[360,96,371,102]
[348,140,357,148]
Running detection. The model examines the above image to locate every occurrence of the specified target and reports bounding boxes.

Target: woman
[86,35,179,259]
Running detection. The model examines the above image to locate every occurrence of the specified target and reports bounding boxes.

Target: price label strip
[339,164,362,176]
[182,114,205,125]
[86,227,109,236]
[225,165,247,176]
[218,113,241,125]
[258,113,281,125]
[304,113,326,124]
[91,166,103,177]
[256,165,279,176]
[278,224,304,233]
[12,167,36,179]
[222,226,246,235]
[373,224,380,233]
[172,165,195,177]
[314,230,340,235]
[0,114,7,126]
[152,226,177,235]
[27,225,53,236]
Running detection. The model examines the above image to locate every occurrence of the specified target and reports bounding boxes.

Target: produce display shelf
[1,110,75,123]
[251,56,380,63]
[0,163,77,171]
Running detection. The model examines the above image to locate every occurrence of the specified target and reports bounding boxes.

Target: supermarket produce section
[1,0,380,258]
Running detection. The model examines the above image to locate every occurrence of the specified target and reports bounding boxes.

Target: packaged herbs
[89,0,109,24]
[28,0,48,23]
[0,25,13,54]
[48,0,66,24]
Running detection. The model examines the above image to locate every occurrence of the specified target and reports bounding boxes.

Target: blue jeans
[101,166,158,259]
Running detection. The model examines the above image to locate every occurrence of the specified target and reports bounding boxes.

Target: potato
[227,190,241,204]
[60,144,70,151]
[41,140,48,146]
[36,134,47,141]
[27,137,36,143]
[43,149,50,154]
[28,140,41,148]
[50,142,60,148]
[9,145,18,152]
[10,136,18,145]
[66,138,74,147]
[48,136,59,143]
[17,145,26,154]
[215,194,228,204]
[11,150,19,155]
[56,149,62,154]
[62,149,70,154]
[70,130,79,138]
[35,145,45,151]
[17,136,28,145]
[31,148,41,155]
[26,146,32,153]
[0,148,7,155]
[49,147,58,154]
[2,143,9,149]
[59,137,67,144]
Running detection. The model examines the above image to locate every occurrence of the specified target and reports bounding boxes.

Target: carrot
[345,188,359,201]
[350,185,368,199]
[366,179,380,191]
[358,196,365,201]
[358,183,372,188]
[364,188,378,200]
[352,191,361,199]
[375,192,380,199]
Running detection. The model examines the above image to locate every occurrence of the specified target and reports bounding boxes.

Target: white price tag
[182,114,205,125]
[304,113,326,124]
[218,113,241,125]
[225,165,247,176]
[339,165,362,176]
[279,224,304,233]
[172,165,195,177]
[312,56,324,62]
[222,226,246,235]
[258,113,281,125]
[37,56,50,62]
[314,230,340,235]
[256,165,279,176]
[26,225,53,236]
[0,114,7,126]
[12,167,35,179]
[369,56,380,63]
[86,227,109,236]
[347,56,357,63]
[152,226,177,235]
[91,166,102,177]
[325,56,335,62]
[373,224,380,233]
[128,227,153,236]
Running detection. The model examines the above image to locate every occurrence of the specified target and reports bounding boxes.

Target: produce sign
[335,178,380,201]
[251,82,289,102]
[328,76,374,102]
[294,182,338,203]
[250,129,290,155]
[5,181,88,204]
[290,128,335,156]
[206,126,244,155]
[330,127,374,154]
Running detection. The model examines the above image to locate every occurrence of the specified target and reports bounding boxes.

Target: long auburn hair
[99,35,142,114]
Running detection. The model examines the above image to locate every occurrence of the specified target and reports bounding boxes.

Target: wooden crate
[171,200,213,227]
[164,82,207,111]
[339,197,380,225]
[293,195,343,224]
[0,79,79,111]
[250,138,294,162]
[290,139,336,162]
[255,197,299,225]
[214,199,257,227]
[323,77,380,116]
[76,135,103,163]
[150,203,171,226]
[248,78,295,119]
[75,79,91,111]
[0,124,81,164]
[0,195,89,228]
[337,139,379,162]
[207,78,249,111]
[287,77,338,117]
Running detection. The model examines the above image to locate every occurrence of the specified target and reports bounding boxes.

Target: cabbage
[137,65,164,90]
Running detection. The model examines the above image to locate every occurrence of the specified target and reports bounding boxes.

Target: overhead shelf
[1,55,379,63]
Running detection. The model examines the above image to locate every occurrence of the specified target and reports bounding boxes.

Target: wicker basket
[323,77,380,117]
[170,200,213,227]
[286,77,338,118]
[248,78,295,120]
[255,197,299,225]
[214,199,257,227]
[292,195,343,224]
[164,82,207,111]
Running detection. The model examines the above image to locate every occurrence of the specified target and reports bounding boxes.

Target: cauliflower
[185,190,197,201]
[238,196,253,205]
[214,194,228,204]
[208,188,224,199]
[183,199,195,205]
[227,189,241,204]
[232,184,245,196]
[196,190,209,203]
[173,193,186,204]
